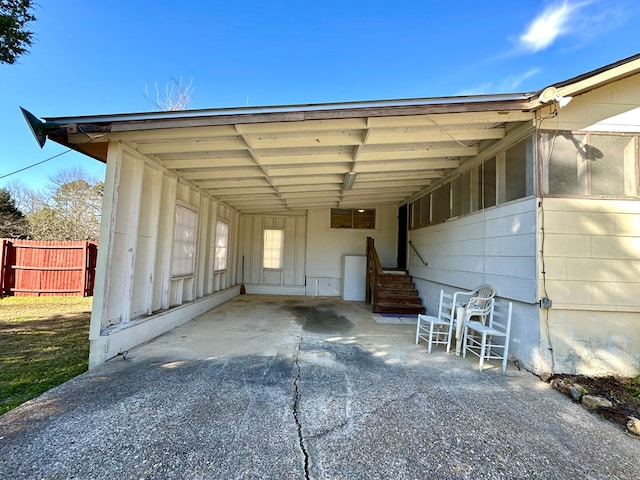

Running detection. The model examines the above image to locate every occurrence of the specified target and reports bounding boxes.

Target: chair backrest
[434,290,455,322]
[452,284,496,309]
[487,300,512,335]
[463,294,495,327]
[467,296,494,311]
[473,284,496,299]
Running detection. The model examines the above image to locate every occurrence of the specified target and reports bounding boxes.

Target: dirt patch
[547,374,640,436]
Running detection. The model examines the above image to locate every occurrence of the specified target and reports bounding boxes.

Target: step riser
[378,277,412,284]
[376,283,415,290]
[371,272,424,314]
[376,289,420,298]
[376,296,422,303]
[375,304,425,314]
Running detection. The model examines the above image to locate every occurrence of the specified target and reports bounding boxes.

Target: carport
[27,93,536,368]
[21,53,640,375]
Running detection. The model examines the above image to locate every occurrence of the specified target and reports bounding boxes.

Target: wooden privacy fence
[0,239,98,297]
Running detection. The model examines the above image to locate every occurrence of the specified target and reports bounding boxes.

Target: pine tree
[0,0,36,65]
[0,188,28,238]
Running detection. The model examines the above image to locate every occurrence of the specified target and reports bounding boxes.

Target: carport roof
[31,53,640,215]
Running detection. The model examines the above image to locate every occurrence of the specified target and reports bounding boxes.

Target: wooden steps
[366,236,425,316]
[372,272,425,315]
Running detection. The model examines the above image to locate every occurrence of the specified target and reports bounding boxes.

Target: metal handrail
[408,240,428,266]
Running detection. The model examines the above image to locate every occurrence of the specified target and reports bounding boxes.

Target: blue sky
[1,0,639,192]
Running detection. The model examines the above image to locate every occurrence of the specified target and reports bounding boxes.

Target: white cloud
[519,1,585,52]
[457,83,495,96]
[505,68,541,90]
[458,68,541,96]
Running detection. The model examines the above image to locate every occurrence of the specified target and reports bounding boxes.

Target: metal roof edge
[41,93,530,126]
[530,52,640,100]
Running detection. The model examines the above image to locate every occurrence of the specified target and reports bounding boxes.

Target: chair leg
[462,325,468,358]
[446,320,455,353]
[427,322,435,353]
[502,337,509,372]
[415,317,420,345]
[478,332,488,371]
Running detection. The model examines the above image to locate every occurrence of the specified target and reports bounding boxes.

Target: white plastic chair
[415,290,454,353]
[463,299,512,371]
[448,285,496,354]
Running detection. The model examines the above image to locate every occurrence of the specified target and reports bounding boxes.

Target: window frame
[171,204,198,278]
[214,220,229,272]
[330,208,377,230]
[262,228,284,270]
[540,130,639,198]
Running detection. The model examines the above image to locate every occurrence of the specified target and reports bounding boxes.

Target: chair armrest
[452,290,474,307]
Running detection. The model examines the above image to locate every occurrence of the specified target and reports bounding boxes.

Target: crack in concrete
[293,332,310,480]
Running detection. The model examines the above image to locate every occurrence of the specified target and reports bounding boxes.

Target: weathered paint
[89,142,240,367]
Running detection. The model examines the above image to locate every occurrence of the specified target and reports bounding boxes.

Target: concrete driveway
[1,295,639,479]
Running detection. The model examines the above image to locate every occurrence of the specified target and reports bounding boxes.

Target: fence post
[1,239,8,296]
[82,241,88,297]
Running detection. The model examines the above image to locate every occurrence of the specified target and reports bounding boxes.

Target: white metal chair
[463,299,512,371]
[448,284,496,354]
[415,290,454,353]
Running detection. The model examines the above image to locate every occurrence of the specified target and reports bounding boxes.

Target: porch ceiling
[58,101,533,215]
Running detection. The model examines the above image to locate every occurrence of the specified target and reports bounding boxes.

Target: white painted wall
[551,73,640,131]
[540,198,640,375]
[409,197,542,372]
[306,206,398,296]
[237,215,307,295]
[89,143,240,368]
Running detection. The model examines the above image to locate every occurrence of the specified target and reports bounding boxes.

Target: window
[410,201,420,229]
[419,195,430,226]
[542,131,638,196]
[545,133,583,195]
[482,157,497,208]
[505,138,529,202]
[589,135,632,195]
[431,184,450,224]
[214,221,229,271]
[330,208,376,229]
[263,229,284,269]
[451,171,471,217]
[171,205,198,277]
[408,134,538,230]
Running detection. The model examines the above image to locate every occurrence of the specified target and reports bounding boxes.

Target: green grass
[630,375,640,399]
[0,296,92,414]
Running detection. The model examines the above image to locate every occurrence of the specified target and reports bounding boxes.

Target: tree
[21,168,103,241]
[145,77,193,111]
[50,178,103,240]
[0,0,36,65]
[4,179,45,216]
[0,188,28,238]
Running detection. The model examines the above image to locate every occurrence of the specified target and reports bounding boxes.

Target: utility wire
[0,149,73,180]
[1,128,107,180]
[537,105,560,373]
